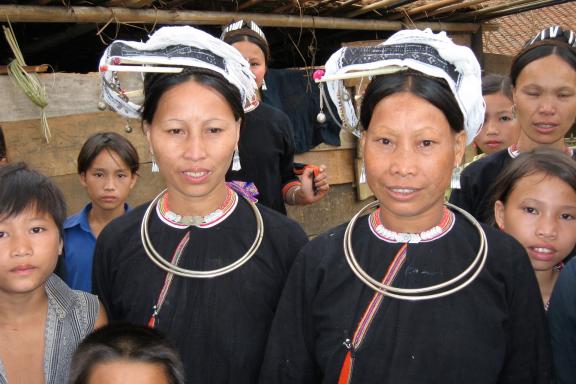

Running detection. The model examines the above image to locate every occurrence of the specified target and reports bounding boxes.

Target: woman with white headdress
[92,26,308,384]
[259,29,550,383]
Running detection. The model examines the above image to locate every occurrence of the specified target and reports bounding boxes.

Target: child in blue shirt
[63,132,139,292]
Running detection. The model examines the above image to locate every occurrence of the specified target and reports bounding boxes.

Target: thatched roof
[1,1,570,22]
[0,0,573,72]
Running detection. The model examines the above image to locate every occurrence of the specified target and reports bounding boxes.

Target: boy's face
[80,150,137,213]
[0,208,61,297]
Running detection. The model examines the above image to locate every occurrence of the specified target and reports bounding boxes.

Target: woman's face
[475,92,520,155]
[362,92,466,232]
[232,40,267,89]
[495,172,576,271]
[144,80,240,214]
[513,55,576,148]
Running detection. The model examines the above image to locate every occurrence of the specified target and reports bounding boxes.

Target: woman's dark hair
[77,132,139,175]
[0,126,6,160]
[510,40,576,86]
[0,162,66,238]
[360,70,464,133]
[488,147,576,225]
[68,323,185,384]
[482,73,513,100]
[222,29,270,66]
[141,68,244,127]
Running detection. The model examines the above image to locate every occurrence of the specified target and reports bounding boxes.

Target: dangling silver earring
[317,83,327,124]
[359,159,367,184]
[232,148,242,171]
[261,79,267,91]
[151,154,159,173]
[450,165,462,189]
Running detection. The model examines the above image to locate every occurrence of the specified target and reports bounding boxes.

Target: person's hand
[298,164,329,205]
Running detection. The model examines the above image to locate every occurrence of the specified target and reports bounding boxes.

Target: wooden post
[0,5,480,32]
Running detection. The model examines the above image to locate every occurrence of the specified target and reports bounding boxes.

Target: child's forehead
[512,172,576,200]
[89,149,132,171]
[0,203,55,222]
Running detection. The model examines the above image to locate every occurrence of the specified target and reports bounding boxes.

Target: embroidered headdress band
[221,20,268,43]
[526,25,576,48]
[99,25,257,118]
[317,28,485,144]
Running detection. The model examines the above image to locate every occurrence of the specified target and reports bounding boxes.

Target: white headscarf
[323,28,485,144]
[99,26,257,118]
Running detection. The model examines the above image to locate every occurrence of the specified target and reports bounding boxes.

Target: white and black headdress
[99,26,257,118]
[317,29,484,144]
[526,25,576,48]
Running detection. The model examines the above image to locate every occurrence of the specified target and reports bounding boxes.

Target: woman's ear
[453,130,467,167]
[494,200,506,230]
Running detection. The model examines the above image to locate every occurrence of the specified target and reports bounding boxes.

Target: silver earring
[232,148,242,171]
[151,154,159,173]
[261,79,267,91]
[450,165,462,189]
[317,83,327,124]
[359,160,366,184]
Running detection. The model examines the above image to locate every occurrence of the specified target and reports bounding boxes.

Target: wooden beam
[0,5,480,32]
[453,0,542,18]
[404,0,461,15]
[418,0,488,19]
[452,0,567,21]
[104,0,156,8]
[0,64,49,75]
[346,0,401,18]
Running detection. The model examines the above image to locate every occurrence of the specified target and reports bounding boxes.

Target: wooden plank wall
[0,72,364,236]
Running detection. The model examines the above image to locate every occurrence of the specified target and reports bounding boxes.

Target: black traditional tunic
[226,102,299,215]
[260,210,551,384]
[92,195,308,384]
[449,148,513,223]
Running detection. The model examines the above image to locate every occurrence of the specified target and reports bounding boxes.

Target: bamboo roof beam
[450,0,564,20]
[414,0,488,19]
[403,0,461,15]
[0,5,480,32]
[104,0,156,8]
[346,0,402,18]
[321,0,363,15]
[478,0,570,20]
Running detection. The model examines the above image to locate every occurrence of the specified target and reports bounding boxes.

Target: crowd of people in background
[0,20,574,384]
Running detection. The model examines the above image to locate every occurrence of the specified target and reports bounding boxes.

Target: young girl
[63,132,139,292]
[0,163,107,383]
[492,148,576,310]
[69,323,185,384]
[474,74,520,157]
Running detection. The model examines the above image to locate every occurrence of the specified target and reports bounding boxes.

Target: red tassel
[338,350,352,384]
[147,316,156,328]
